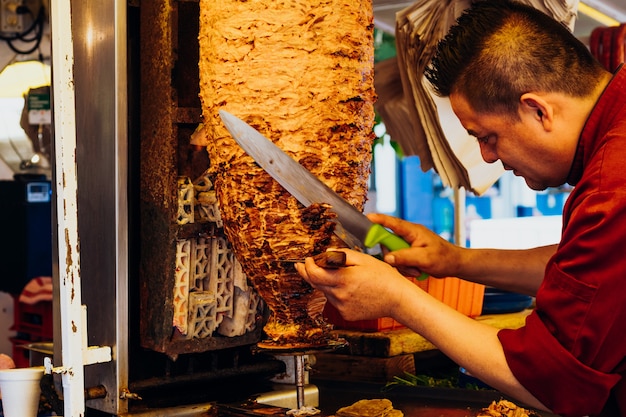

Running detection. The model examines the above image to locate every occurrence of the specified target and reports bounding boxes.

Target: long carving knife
[219,110,428,280]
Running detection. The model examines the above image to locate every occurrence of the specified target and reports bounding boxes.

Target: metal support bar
[51,1,113,416]
[454,187,466,248]
[50,0,86,414]
[294,354,306,410]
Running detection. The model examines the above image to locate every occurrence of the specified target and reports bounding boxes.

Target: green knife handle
[364,223,409,250]
[364,224,429,281]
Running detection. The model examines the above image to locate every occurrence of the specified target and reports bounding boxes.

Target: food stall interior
[0,1,624,416]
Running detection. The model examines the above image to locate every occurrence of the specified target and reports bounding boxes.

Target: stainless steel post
[294,354,306,410]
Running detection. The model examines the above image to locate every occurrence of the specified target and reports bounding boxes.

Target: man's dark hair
[424,0,605,116]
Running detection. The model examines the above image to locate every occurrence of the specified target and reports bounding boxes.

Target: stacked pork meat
[198,0,376,346]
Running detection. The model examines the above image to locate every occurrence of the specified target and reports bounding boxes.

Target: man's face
[449,93,572,191]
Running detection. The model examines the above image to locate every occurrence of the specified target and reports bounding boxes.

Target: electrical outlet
[0,0,24,33]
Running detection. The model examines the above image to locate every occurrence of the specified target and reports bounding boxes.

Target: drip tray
[254,384,319,409]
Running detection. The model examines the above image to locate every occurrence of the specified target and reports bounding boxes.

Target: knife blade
[219,110,428,280]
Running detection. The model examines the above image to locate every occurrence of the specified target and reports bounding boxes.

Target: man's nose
[479,142,499,164]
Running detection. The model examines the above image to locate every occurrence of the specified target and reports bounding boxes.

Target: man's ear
[520,93,552,131]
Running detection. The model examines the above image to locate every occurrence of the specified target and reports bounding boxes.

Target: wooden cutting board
[327,310,532,358]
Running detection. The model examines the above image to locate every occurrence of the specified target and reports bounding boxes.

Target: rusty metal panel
[139,0,263,356]
[66,0,129,413]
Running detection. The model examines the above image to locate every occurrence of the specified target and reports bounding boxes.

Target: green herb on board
[382,371,484,391]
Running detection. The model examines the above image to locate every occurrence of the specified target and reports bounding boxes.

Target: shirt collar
[567,64,626,186]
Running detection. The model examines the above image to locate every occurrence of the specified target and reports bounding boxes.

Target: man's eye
[476,135,495,145]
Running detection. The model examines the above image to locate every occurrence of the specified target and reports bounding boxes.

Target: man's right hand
[366,212,464,279]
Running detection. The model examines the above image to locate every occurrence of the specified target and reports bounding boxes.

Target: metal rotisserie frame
[53,1,273,415]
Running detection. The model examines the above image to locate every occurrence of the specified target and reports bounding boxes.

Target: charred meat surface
[198,0,376,345]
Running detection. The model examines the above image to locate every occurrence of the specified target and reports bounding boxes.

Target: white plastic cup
[0,366,44,417]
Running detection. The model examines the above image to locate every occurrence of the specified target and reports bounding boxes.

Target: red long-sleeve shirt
[498,65,626,417]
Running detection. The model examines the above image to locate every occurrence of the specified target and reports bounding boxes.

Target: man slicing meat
[297,1,625,416]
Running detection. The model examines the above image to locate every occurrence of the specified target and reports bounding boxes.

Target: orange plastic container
[323,277,485,332]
